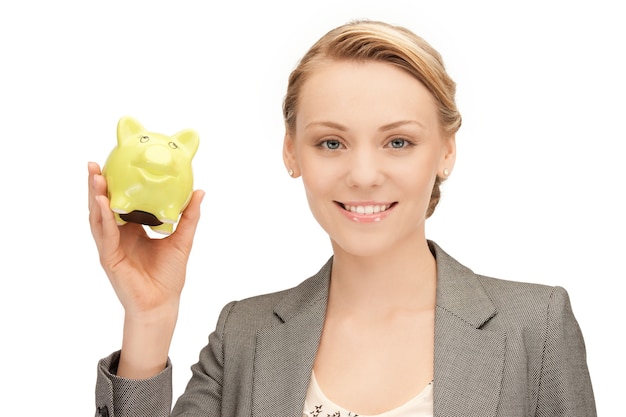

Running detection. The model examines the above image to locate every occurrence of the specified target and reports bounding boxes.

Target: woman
[89,19,596,417]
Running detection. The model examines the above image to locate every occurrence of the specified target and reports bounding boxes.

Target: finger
[172,190,205,250]
[94,194,122,265]
[88,173,108,236]
[89,173,107,243]
[92,173,108,209]
[87,162,102,210]
[89,192,104,244]
[89,193,111,246]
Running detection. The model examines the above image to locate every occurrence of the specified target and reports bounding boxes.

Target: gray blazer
[95,241,596,417]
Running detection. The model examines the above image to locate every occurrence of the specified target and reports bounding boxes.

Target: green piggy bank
[102,116,199,235]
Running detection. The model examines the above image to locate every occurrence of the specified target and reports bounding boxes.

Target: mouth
[335,201,397,215]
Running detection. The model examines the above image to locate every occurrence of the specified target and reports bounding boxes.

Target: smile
[343,203,393,214]
[335,201,397,223]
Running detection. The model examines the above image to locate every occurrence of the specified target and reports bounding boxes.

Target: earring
[443,168,449,177]
[288,168,294,177]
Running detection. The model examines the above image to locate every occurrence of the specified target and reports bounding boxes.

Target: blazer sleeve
[94,301,236,417]
[170,301,236,415]
[535,286,596,417]
[95,351,173,417]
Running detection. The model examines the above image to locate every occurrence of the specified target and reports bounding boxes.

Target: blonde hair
[282,20,462,217]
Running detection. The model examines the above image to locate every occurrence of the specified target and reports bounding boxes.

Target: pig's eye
[168,142,178,149]
[140,135,150,143]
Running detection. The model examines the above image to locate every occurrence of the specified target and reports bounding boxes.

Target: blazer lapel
[431,242,506,417]
[252,259,331,417]
[251,243,506,417]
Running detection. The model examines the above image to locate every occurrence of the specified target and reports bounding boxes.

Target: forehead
[296,60,439,129]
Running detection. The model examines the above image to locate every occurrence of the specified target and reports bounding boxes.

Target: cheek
[406,176,436,206]
[395,159,439,202]
[301,169,333,201]
[301,172,336,231]
[299,154,341,194]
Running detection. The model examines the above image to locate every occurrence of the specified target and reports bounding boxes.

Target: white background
[1,1,623,415]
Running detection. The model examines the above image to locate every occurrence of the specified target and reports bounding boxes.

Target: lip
[334,201,397,223]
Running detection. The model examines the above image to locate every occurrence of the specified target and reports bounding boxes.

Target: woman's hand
[88,161,205,378]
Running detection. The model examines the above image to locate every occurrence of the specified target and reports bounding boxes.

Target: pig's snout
[135,145,175,175]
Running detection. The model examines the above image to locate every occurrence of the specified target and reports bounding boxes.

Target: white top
[303,372,433,417]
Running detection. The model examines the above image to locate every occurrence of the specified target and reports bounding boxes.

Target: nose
[137,145,174,174]
[145,145,172,164]
[345,147,384,188]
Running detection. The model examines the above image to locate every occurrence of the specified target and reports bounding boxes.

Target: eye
[140,135,150,143]
[388,138,409,149]
[168,141,178,149]
[319,139,343,150]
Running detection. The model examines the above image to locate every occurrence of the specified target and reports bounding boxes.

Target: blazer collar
[268,241,498,326]
[430,240,496,327]
[252,259,331,417]
[430,241,505,417]
[252,242,505,417]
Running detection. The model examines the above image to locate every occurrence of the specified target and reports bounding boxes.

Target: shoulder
[475,273,579,340]
[431,240,572,321]
[475,277,595,414]
[431,240,578,333]
[477,273,561,310]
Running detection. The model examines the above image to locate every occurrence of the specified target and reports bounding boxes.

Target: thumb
[172,189,205,249]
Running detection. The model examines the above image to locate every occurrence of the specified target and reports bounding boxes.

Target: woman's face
[283,60,455,257]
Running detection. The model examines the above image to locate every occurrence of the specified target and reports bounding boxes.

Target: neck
[328,238,437,316]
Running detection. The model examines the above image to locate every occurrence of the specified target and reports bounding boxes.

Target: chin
[330,237,397,259]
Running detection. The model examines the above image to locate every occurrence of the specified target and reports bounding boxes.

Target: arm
[94,302,235,417]
[535,286,597,417]
[89,162,205,416]
[89,161,204,377]
[96,351,173,417]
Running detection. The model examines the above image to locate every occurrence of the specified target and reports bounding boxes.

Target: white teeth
[344,204,390,214]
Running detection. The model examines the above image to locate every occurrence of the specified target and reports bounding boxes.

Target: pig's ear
[173,129,199,158]
[117,116,146,144]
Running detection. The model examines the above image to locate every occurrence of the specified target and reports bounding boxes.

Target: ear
[172,128,200,158]
[282,131,300,178]
[117,116,146,144]
[438,134,457,177]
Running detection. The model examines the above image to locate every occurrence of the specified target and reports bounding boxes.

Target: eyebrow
[379,120,427,131]
[305,119,426,131]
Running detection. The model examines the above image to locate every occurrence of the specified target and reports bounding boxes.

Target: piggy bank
[102,116,199,235]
